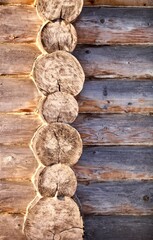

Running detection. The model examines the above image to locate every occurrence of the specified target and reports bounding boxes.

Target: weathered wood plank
[0,44,40,75]
[84,0,153,7]
[0,145,37,179]
[74,146,153,182]
[0,114,41,145]
[77,181,153,215]
[0,180,35,213]
[77,79,153,114]
[0,76,40,113]
[84,216,153,240]
[0,0,33,4]
[0,213,26,240]
[0,5,41,43]
[72,114,153,145]
[75,7,153,45]
[73,45,153,79]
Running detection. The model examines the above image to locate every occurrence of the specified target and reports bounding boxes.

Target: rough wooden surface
[77,79,153,114]
[41,92,78,123]
[0,213,26,240]
[73,114,153,145]
[0,145,37,179]
[36,0,84,22]
[38,164,77,197]
[77,181,153,215]
[74,146,153,182]
[0,0,33,4]
[75,7,153,45]
[0,76,40,113]
[0,114,41,145]
[38,20,77,53]
[84,216,153,240]
[0,180,35,213]
[32,124,82,166]
[24,197,83,240]
[32,51,85,96]
[73,45,153,79]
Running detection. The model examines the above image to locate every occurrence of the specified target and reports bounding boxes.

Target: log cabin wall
[0,0,153,239]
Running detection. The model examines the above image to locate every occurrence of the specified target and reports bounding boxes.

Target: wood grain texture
[0,44,40,75]
[0,114,41,145]
[0,213,26,240]
[77,79,153,114]
[72,114,153,146]
[73,45,153,79]
[0,76,40,113]
[75,7,153,45]
[0,180,35,213]
[77,181,153,215]
[84,216,153,240]
[0,145,37,179]
[74,146,153,182]
[0,0,33,4]
[84,0,153,6]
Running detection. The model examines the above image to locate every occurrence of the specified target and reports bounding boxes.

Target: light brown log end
[32,51,85,96]
[41,92,78,123]
[36,0,84,22]
[38,164,77,197]
[24,197,83,240]
[32,123,83,166]
[37,20,77,53]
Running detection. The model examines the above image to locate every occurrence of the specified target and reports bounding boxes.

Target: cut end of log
[37,20,77,53]
[32,51,85,96]
[31,123,83,166]
[38,164,77,197]
[36,0,84,22]
[41,92,79,123]
[24,197,83,240]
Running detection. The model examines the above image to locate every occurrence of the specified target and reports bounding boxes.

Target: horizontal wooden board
[73,45,153,79]
[0,114,41,145]
[75,7,153,45]
[77,79,153,114]
[0,76,40,113]
[0,44,40,75]
[0,0,33,4]
[84,216,153,240]
[84,0,153,6]
[0,180,35,213]
[74,146,153,182]
[0,213,26,240]
[72,114,153,145]
[0,145,37,179]
[77,181,153,215]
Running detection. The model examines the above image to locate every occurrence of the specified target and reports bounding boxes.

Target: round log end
[32,51,85,96]
[36,0,84,22]
[37,20,77,53]
[38,164,77,197]
[41,92,78,123]
[24,197,83,240]
[32,123,83,166]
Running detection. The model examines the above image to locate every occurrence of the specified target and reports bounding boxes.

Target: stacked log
[23,0,85,239]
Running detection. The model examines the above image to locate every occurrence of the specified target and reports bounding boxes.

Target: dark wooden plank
[74,146,153,182]
[0,145,37,179]
[84,0,153,7]
[77,181,153,215]
[75,7,153,45]
[0,76,40,113]
[73,45,153,79]
[72,114,153,145]
[0,213,26,240]
[77,79,153,114]
[84,216,153,240]
[0,44,40,75]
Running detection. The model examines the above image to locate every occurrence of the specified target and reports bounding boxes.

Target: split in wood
[31,123,83,166]
[41,92,78,123]
[37,164,77,197]
[32,51,85,96]
[37,20,77,53]
[24,197,83,240]
[36,0,84,22]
